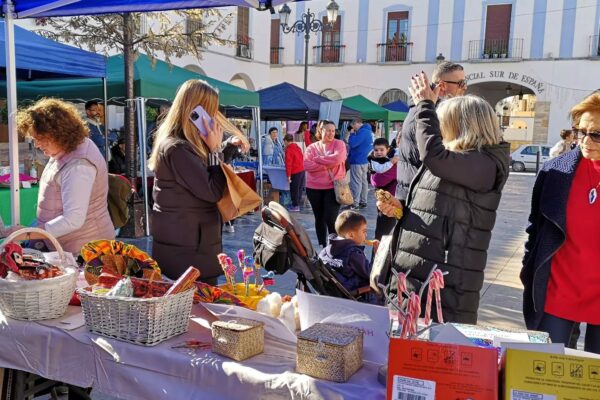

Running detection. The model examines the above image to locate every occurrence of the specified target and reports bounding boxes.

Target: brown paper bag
[217,163,262,222]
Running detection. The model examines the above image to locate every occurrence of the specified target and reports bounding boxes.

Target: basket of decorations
[216,251,271,310]
[77,266,198,346]
[0,228,78,320]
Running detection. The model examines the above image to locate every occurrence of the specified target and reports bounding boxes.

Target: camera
[190,111,199,121]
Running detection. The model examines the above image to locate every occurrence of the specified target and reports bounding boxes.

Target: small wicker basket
[297,323,363,382]
[0,228,78,321]
[78,287,195,346]
[212,318,264,361]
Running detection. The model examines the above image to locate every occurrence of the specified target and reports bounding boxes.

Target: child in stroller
[253,202,375,302]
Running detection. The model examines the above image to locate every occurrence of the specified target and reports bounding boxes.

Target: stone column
[532,101,551,144]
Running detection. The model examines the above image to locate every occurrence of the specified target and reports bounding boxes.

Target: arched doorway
[184,64,207,76]
[229,73,255,91]
[378,88,409,106]
[320,88,342,100]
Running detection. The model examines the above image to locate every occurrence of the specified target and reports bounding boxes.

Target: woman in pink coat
[304,120,347,248]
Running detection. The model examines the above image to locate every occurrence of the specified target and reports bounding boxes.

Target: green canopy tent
[341,95,406,139]
[0,53,259,108]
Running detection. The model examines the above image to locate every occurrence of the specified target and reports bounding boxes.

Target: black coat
[151,137,226,281]
[521,148,581,330]
[390,101,510,324]
[395,104,419,202]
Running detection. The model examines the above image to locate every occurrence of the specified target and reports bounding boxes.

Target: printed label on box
[511,389,556,400]
[392,375,435,400]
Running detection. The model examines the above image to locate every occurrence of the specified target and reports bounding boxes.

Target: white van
[510,144,552,172]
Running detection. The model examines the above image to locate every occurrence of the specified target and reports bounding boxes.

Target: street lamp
[436,53,445,64]
[279,1,340,90]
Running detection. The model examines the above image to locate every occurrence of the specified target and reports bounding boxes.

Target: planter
[483,53,490,59]
[492,53,499,58]
[500,53,507,58]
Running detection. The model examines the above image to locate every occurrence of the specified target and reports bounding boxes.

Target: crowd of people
[1,63,599,354]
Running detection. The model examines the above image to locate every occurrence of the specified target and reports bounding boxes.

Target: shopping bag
[218,163,262,222]
[331,174,353,206]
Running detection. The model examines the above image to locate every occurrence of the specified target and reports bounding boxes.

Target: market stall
[341,95,406,140]
[0,185,37,226]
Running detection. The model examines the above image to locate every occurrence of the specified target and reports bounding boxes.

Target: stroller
[252,202,373,301]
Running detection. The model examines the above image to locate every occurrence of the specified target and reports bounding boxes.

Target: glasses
[573,128,600,143]
[441,79,467,88]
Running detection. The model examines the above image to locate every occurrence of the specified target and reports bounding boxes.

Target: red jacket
[285,143,305,177]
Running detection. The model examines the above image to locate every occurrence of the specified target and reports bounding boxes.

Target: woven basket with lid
[296,323,363,382]
[212,318,264,361]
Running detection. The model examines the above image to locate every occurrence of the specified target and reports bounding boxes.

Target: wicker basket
[212,318,264,361]
[297,323,363,382]
[78,287,195,346]
[0,228,78,321]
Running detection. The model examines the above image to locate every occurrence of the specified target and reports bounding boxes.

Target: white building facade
[175,0,600,145]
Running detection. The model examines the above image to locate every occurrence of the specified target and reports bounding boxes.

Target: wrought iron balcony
[467,38,524,60]
[589,35,600,57]
[236,35,253,59]
[376,42,413,63]
[313,45,345,64]
[270,47,284,65]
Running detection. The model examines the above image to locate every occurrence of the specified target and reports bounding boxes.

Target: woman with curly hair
[18,98,115,253]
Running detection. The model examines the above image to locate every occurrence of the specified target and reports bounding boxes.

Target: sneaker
[350,205,361,211]
[224,224,235,233]
[288,206,300,212]
[359,203,367,209]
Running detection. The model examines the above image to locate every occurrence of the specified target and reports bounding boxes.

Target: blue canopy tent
[382,99,410,113]
[2,0,298,225]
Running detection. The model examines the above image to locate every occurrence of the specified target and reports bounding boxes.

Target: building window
[484,4,512,56]
[270,18,283,64]
[387,11,409,44]
[186,17,205,48]
[320,88,342,101]
[378,89,408,106]
[236,7,252,59]
[320,15,342,63]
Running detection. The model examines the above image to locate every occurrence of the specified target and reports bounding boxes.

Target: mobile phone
[189,105,213,137]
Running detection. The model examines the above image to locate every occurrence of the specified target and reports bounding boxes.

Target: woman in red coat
[283,134,305,212]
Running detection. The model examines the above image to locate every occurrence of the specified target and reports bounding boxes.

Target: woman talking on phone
[149,80,245,284]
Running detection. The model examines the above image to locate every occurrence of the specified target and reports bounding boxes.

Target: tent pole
[254,107,263,205]
[103,77,110,162]
[135,97,150,236]
[4,0,20,226]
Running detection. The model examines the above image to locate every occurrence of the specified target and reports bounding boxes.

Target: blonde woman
[149,80,246,284]
[378,72,510,324]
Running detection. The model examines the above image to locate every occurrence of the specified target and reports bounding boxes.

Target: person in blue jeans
[348,118,373,210]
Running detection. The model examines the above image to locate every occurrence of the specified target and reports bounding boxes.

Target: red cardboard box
[387,338,499,400]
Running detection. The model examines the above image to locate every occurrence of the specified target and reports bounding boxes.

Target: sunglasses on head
[573,128,600,143]
[441,79,467,88]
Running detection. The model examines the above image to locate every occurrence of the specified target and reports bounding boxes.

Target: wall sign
[465,70,545,94]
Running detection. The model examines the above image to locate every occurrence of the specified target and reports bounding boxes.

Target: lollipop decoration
[225,257,237,295]
[258,271,275,294]
[242,256,255,297]
[236,249,246,271]
[217,253,232,287]
[254,260,262,287]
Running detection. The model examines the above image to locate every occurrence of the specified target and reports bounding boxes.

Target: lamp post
[436,53,445,64]
[279,1,340,90]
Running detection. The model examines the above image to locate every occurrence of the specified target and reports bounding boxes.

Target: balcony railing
[589,35,600,57]
[270,47,284,65]
[467,38,524,60]
[236,35,253,59]
[376,42,413,63]
[313,45,345,64]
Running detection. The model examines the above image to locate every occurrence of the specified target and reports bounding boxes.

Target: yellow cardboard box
[504,348,600,400]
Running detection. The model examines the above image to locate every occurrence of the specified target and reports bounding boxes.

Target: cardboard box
[503,348,600,400]
[387,338,499,400]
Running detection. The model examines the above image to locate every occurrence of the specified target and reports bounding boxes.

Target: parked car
[510,144,552,172]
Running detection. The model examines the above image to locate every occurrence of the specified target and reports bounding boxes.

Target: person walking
[348,118,373,209]
[549,129,576,158]
[396,61,466,203]
[378,73,510,324]
[149,79,232,284]
[520,92,600,354]
[18,98,115,253]
[84,100,107,159]
[304,120,347,248]
[283,134,305,212]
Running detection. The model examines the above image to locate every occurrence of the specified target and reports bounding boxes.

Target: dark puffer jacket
[389,101,510,324]
[395,104,418,202]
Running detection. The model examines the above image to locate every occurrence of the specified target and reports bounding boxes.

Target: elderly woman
[521,92,600,354]
[304,120,347,248]
[17,98,115,253]
[378,72,510,324]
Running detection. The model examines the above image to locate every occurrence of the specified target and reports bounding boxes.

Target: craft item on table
[449,323,551,348]
[216,253,232,287]
[375,189,403,219]
[81,240,161,285]
[195,281,247,307]
[236,249,246,270]
[254,260,262,287]
[279,296,300,332]
[0,243,62,280]
[242,255,255,297]
[258,270,275,294]
[225,257,237,294]
[256,292,283,318]
[171,339,211,350]
[424,269,445,325]
[164,266,200,296]
[106,276,134,297]
[296,323,363,383]
[211,318,265,361]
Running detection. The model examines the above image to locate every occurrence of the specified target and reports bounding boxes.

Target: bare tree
[36,10,233,180]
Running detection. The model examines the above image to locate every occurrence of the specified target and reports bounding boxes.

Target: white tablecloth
[0,305,386,400]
